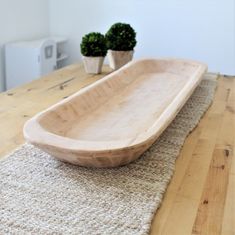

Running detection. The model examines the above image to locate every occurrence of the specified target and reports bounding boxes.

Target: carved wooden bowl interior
[24,58,207,167]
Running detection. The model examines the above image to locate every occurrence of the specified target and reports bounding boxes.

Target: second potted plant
[105,23,137,70]
[80,32,107,74]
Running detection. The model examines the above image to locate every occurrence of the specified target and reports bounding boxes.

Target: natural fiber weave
[0,78,217,235]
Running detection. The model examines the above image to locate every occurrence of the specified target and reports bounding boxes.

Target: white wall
[0,0,50,91]
[1,0,234,91]
[49,0,235,75]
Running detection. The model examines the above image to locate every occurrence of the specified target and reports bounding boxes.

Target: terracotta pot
[82,56,104,74]
[108,50,134,70]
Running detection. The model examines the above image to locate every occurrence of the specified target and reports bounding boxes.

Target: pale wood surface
[23,59,207,167]
[107,50,134,70]
[0,62,234,234]
[83,56,104,74]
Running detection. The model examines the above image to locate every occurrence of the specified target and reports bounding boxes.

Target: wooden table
[0,63,234,235]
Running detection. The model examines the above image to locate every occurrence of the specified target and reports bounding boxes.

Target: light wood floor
[0,64,234,234]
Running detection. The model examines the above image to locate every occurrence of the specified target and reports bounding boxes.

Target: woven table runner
[0,77,217,235]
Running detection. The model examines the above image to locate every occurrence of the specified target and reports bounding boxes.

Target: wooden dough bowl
[24,58,207,168]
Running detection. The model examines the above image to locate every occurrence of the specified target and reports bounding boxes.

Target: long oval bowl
[24,58,207,168]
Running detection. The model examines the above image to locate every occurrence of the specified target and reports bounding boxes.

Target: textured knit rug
[0,77,217,235]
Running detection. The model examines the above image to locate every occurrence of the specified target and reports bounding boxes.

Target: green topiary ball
[80,32,107,57]
[105,23,137,51]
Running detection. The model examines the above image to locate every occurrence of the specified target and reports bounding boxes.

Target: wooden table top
[0,63,112,158]
[0,63,234,234]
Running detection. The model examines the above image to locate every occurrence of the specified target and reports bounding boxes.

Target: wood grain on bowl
[23,58,207,167]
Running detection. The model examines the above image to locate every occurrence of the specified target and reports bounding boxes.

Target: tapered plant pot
[83,56,104,74]
[108,50,134,70]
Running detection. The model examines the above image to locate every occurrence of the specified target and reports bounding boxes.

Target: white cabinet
[5,37,68,90]
[51,37,69,69]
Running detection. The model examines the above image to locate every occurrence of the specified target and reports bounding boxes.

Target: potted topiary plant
[105,22,137,70]
[80,32,107,74]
